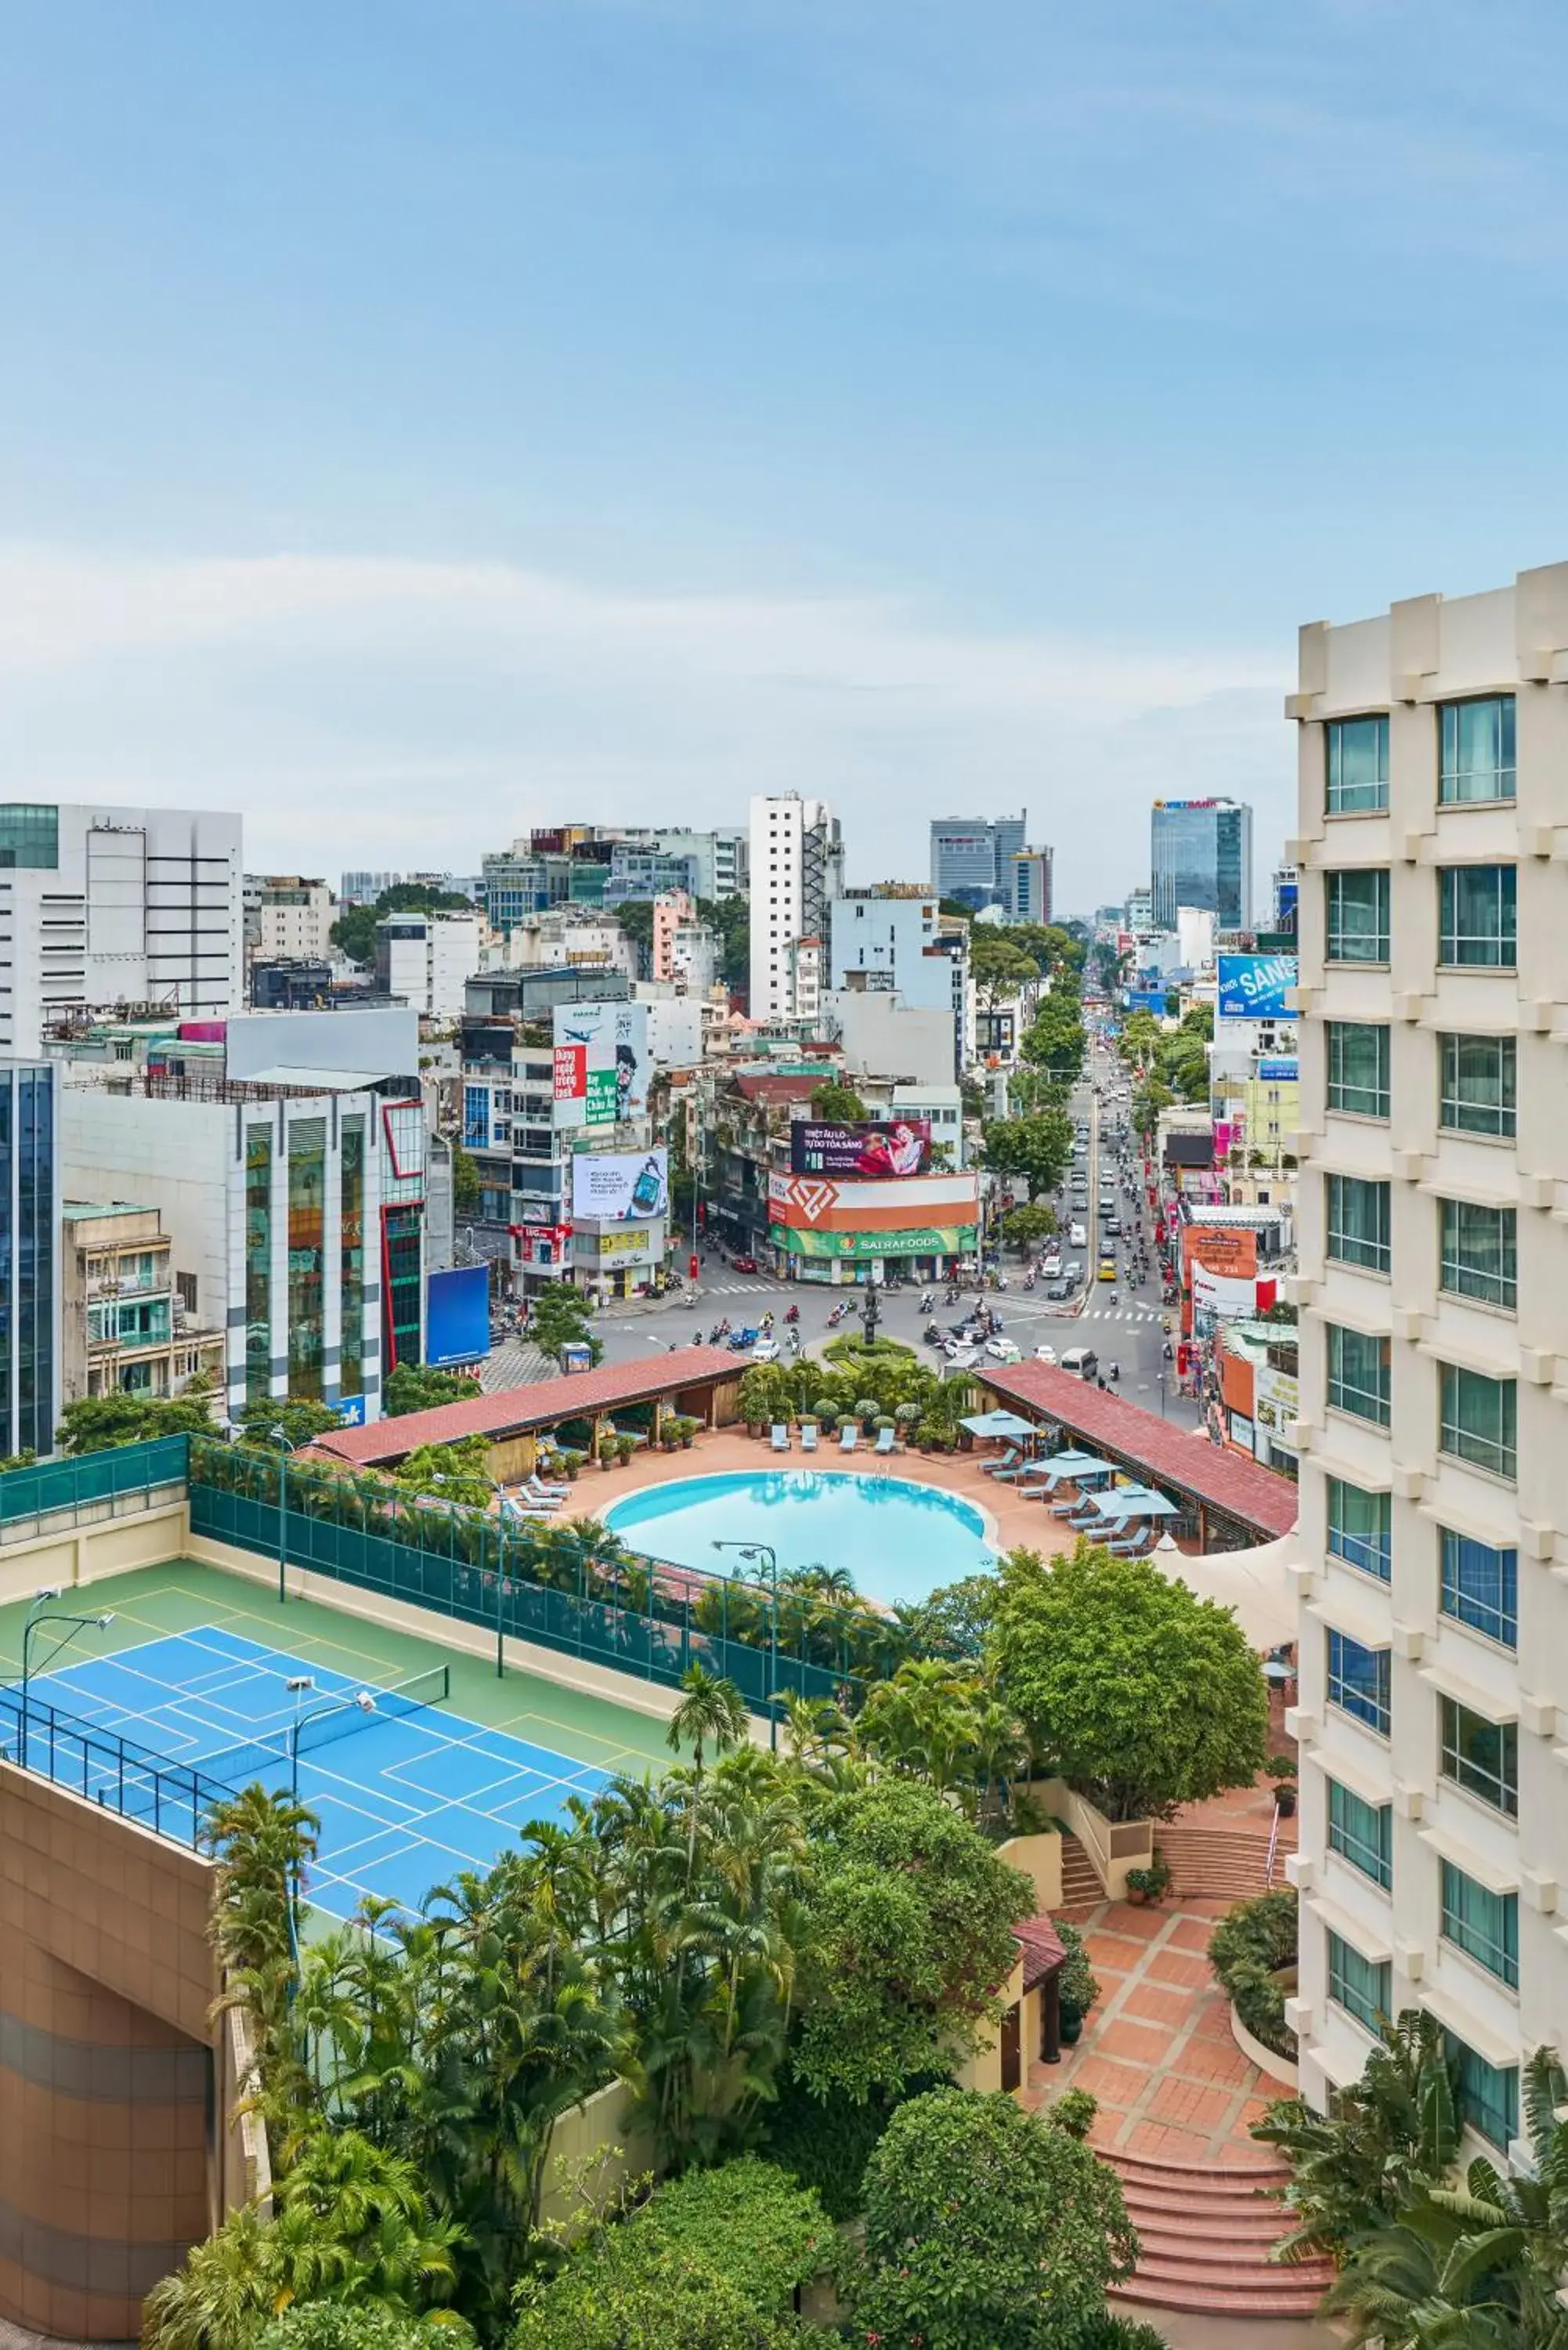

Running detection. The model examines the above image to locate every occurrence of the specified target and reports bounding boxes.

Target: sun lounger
[840,1421,860,1453]
[771,1423,790,1453]
[800,1422,819,1453]
[522,1475,569,1502]
[874,1425,896,1455]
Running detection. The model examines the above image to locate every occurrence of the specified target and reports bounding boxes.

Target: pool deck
[548,1430,1096,1561]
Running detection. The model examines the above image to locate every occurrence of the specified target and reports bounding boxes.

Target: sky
[4,0,1568,909]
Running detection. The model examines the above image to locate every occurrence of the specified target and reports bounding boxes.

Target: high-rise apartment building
[1008,845,1053,924]
[1286,562,1568,2161]
[341,870,400,906]
[748,794,843,1018]
[1150,798,1253,932]
[0,804,243,1054]
[929,814,1028,911]
[375,909,484,1019]
[245,875,335,964]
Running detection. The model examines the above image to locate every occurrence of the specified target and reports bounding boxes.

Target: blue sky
[2,0,1565,904]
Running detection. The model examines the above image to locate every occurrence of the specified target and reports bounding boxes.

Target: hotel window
[1328,1630,1390,1736]
[1325,869,1389,964]
[1439,696,1516,804]
[1440,1697,1517,1817]
[1327,1322,1390,1426]
[1438,1199,1516,1312]
[1439,1363,1516,1483]
[1326,1022,1389,1119]
[1439,865,1516,969]
[1446,2034,1519,2149]
[1440,1529,1517,1649]
[1327,1174,1391,1274]
[1440,1864,1518,1989]
[1327,714,1390,815]
[1328,1779,1393,1889]
[1439,1033,1515,1139]
[1326,1930,1390,2035]
[1327,1477,1391,1582]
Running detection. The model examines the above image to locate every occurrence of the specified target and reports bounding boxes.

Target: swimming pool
[604,1470,995,1608]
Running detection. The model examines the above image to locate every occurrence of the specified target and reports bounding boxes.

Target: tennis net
[199,1661,451,1789]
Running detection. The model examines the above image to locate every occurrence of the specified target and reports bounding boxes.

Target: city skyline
[12,5,1568,897]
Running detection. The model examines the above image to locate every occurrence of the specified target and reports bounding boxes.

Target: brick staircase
[1156,1820,1295,1903]
[1106,2149,1334,2320]
[1057,1830,1105,1911]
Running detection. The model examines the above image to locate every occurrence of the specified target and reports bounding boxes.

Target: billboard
[552,1001,649,1130]
[572,1148,669,1223]
[1256,1057,1299,1081]
[1217,953,1297,1021]
[425,1264,491,1368]
[1124,988,1170,1016]
[768,1170,979,1233]
[789,1119,931,1177]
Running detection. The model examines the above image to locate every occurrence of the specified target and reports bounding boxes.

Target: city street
[486,1041,1198,1432]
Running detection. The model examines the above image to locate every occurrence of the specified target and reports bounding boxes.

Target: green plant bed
[1209,1887,1299,2060]
[822,1334,916,1366]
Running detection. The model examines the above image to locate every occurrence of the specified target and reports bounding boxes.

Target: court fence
[183,1438,888,1722]
[0,1435,190,1543]
[0,1679,242,1851]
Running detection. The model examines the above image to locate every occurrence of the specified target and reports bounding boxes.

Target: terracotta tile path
[1028,1896,1293,2165]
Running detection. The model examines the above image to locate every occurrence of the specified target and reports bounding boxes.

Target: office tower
[1008,846,1053,924]
[1150,799,1253,932]
[1288,561,1568,2160]
[374,908,484,1018]
[747,794,843,1018]
[0,1061,61,1457]
[1125,884,1154,935]
[0,804,243,1054]
[929,814,1028,911]
[340,870,400,906]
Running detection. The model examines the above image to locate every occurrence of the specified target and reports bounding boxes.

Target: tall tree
[979,1108,1074,1200]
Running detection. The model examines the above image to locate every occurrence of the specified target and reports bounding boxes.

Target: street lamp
[17,1587,115,1770]
[712,1538,779,1751]
[859,1279,882,1350]
[269,1426,295,1606]
[286,1676,375,1800]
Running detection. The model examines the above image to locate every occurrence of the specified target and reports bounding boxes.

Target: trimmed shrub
[1209,1887,1299,2060]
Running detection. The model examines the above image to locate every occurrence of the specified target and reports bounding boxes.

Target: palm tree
[667,1662,749,1777]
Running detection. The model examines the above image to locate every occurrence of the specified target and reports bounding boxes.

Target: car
[1069,1222,1087,1246]
[945,1341,983,1369]
[1040,1257,1061,1278]
[1064,1259,1082,1281]
[750,1334,781,1361]
[730,1254,759,1274]
[1034,1343,1058,1364]
[1098,1260,1117,1282]
[985,1336,1022,1363]
[728,1325,760,1351]
[1045,1279,1071,1300]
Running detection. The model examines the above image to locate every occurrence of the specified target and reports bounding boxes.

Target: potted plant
[616,1433,638,1467]
[1056,1919,1099,2045]
[1125,1857,1172,1907]
[1266,1753,1298,1817]
[561,1448,585,1482]
[677,1415,697,1449]
[659,1419,680,1453]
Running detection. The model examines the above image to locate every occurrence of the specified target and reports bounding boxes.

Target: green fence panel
[0,1434,190,1525]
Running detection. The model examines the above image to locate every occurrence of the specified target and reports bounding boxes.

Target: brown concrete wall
[0,1762,244,2343]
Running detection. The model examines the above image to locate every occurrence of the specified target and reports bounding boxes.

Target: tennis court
[0,1574,665,1922]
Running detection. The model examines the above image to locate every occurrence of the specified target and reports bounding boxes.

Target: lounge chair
[983,1447,1023,1477]
[873,1425,897,1456]
[1107,1531,1151,1556]
[840,1421,860,1453]
[770,1423,790,1453]
[522,1473,569,1503]
[499,1495,557,1524]
[800,1422,819,1454]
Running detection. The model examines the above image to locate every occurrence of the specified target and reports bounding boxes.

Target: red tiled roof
[732,1071,830,1105]
[1015,1913,1068,1991]
[980,1362,1299,1542]
[314,1347,742,1466]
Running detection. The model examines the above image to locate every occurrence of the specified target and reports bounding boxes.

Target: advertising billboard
[789,1119,931,1178]
[551,1001,649,1130]
[768,1170,979,1234]
[1256,1058,1299,1082]
[425,1264,491,1368]
[572,1148,669,1223]
[1217,953,1297,1021]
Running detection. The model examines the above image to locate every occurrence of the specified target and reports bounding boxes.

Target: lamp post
[712,1538,779,1750]
[17,1588,115,1771]
[287,1677,376,1801]
[269,1426,295,1605]
[488,1477,509,1679]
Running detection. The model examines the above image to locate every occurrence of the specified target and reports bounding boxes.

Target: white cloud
[0,541,1291,904]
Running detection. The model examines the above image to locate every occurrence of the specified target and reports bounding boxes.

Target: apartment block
[748,794,843,1019]
[60,1200,224,1405]
[1287,561,1568,2162]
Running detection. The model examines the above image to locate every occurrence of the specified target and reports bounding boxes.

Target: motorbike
[784,1303,800,1323]
[1108,1361,1120,1382]
[709,1323,723,1343]
[786,1331,801,1355]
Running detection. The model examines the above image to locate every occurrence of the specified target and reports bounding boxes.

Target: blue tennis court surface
[9,1625,612,1922]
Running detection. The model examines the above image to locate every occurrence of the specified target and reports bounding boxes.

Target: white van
[1060,1346,1099,1381]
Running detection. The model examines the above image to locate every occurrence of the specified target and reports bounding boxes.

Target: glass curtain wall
[340,1115,366,1403]
[287,1118,327,1399]
[244,1126,272,1404]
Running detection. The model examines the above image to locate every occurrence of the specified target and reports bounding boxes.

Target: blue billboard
[1217,953,1297,1021]
[1257,1058,1299,1081]
[425,1264,492,1368]
[1124,988,1171,1015]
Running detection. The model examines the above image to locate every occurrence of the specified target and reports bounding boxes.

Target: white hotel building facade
[1286,561,1568,2160]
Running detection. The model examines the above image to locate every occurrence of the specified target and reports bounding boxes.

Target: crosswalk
[1073,1306,1162,1325]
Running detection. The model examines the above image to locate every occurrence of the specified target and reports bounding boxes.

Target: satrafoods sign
[770,1224,976,1261]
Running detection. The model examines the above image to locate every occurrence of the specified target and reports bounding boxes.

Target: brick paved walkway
[1029,1896,1292,2165]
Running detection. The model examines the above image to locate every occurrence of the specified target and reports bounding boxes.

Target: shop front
[768,1223,977,1283]
[573,1218,667,1302]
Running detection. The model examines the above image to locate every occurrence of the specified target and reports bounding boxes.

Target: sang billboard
[789,1119,931,1178]
[1217,953,1297,1022]
[572,1148,670,1223]
[552,1001,649,1130]
[425,1264,491,1368]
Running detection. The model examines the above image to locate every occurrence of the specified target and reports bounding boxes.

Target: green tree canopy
[969,930,1041,1000]
[56,1387,217,1454]
[696,893,750,997]
[980,1107,1074,1200]
[384,1361,482,1417]
[992,1543,1269,1821]
[792,1779,1032,2102]
[1020,987,1086,1084]
[854,2087,1138,2350]
[526,1284,603,1365]
[234,1397,345,1451]
[807,1079,866,1123]
[1002,1200,1060,1252]
[331,883,474,968]
[392,1433,495,1509]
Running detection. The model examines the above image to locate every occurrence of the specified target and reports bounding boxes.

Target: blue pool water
[605,1470,995,1607]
